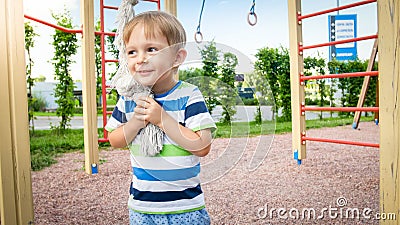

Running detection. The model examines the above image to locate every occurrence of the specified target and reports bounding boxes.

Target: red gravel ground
[32,122,381,224]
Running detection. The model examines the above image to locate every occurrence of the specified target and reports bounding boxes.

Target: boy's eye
[127,50,136,55]
[148,47,158,52]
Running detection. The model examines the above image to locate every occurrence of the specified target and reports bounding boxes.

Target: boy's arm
[159,118,212,157]
[108,117,143,148]
[134,96,213,157]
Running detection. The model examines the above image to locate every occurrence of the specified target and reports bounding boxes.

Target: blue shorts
[129,208,211,225]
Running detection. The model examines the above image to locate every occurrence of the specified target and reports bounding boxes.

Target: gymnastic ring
[247,12,257,26]
[194,31,203,44]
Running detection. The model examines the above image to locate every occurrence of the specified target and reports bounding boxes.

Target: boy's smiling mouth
[136,69,155,76]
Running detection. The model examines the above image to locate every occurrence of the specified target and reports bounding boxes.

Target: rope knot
[128,0,139,6]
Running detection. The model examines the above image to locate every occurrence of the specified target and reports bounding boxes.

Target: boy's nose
[137,53,148,64]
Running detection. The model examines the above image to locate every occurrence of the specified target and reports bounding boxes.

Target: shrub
[32,94,48,112]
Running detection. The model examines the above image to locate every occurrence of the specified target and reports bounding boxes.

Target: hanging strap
[247,0,257,26]
[194,0,206,43]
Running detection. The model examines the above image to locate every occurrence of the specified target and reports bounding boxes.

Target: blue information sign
[329,14,357,61]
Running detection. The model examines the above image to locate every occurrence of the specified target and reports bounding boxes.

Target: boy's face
[125,24,179,93]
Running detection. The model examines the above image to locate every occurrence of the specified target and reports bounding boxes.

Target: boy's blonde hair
[123,11,186,49]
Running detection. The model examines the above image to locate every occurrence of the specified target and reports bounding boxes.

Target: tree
[328,59,348,116]
[35,75,47,82]
[179,67,203,81]
[219,52,238,123]
[25,22,39,133]
[199,41,220,113]
[304,56,327,119]
[255,47,279,119]
[327,77,338,117]
[255,47,291,121]
[245,71,275,124]
[364,61,378,115]
[51,10,78,132]
[106,28,119,67]
[328,59,371,117]
[276,47,292,122]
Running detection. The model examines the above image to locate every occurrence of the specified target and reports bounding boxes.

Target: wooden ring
[247,12,257,26]
[194,31,203,44]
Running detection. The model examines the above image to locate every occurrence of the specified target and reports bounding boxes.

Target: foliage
[51,10,78,132]
[179,67,203,81]
[304,56,327,119]
[253,103,262,124]
[35,75,47,82]
[199,41,220,113]
[276,48,292,122]
[362,61,378,115]
[219,52,238,123]
[255,46,291,121]
[25,22,39,132]
[245,71,274,106]
[197,42,240,122]
[106,28,119,73]
[327,59,376,116]
[106,28,120,100]
[31,94,48,112]
[240,97,258,106]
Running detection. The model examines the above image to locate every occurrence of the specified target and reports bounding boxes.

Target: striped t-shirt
[105,80,216,214]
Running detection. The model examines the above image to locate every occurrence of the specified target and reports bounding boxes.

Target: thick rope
[111,0,164,156]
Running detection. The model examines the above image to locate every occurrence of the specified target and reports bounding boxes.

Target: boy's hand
[134,96,166,128]
[130,113,149,130]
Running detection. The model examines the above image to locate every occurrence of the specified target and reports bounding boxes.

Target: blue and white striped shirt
[105,81,216,214]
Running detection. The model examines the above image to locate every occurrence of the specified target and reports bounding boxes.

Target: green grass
[33,107,115,117]
[29,116,375,171]
[33,111,59,116]
[30,128,110,171]
[33,111,86,116]
[106,98,117,106]
[214,116,374,138]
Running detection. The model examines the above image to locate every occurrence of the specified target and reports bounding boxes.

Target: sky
[23,0,377,82]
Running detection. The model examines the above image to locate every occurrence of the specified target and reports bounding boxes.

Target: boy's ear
[173,48,187,68]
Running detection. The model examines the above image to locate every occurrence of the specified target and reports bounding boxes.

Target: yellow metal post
[81,0,99,174]
[164,0,178,79]
[288,0,306,164]
[378,0,400,224]
[0,0,34,223]
[164,0,177,16]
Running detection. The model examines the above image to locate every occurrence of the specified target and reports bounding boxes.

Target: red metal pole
[302,106,379,112]
[105,59,119,63]
[104,5,118,10]
[298,0,377,21]
[24,14,82,34]
[300,35,378,51]
[100,0,108,140]
[25,15,118,37]
[302,136,379,148]
[139,0,160,8]
[95,31,116,36]
[300,71,379,81]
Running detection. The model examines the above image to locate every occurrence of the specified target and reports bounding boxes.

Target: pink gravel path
[32,122,381,224]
